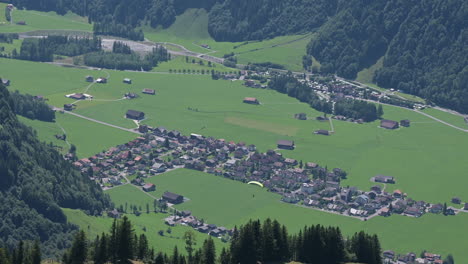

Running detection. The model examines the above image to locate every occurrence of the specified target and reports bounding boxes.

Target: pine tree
[31,241,41,264]
[171,246,180,264]
[13,241,24,264]
[137,234,149,260]
[219,248,230,264]
[117,216,134,262]
[183,231,196,263]
[69,230,88,264]
[154,252,164,264]
[201,237,216,264]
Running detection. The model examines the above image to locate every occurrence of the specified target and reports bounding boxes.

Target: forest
[10,0,467,113]
[9,90,55,122]
[0,217,390,264]
[0,84,112,257]
[83,42,169,71]
[15,36,102,62]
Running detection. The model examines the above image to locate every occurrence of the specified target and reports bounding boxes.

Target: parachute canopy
[247,181,263,188]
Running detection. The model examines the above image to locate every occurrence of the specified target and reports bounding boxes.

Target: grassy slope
[422,108,468,129]
[356,56,383,84]
[0,3,91,33]
[143,8,313,71]
[2,58,468,203]
[153,55,235,73]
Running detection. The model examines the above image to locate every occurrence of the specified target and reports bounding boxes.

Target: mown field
[68,168,468,260]
[3,58,468,204]
[0,3,91,33]
[152,55,235,73]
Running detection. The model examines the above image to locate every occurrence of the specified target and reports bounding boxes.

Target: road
[54,107,143,135]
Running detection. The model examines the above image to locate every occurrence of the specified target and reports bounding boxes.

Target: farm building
[126,110,145,120]
[294,113,307,120]
[64,104,74,111]
[16,21,26,25]
[85,76,94,82]
[400,119,411,127]
[373,175,395,184]
[142,183,156,192]
[142,88,155,95]
[380,119,399,129]
[314,130,329,136]
[123,78,132,84]
[69,93,86,100]
[243,97,260,105]
[2,79,10,86]
[162,192,184,204]
[316,116,329,121]
[96,77,107,83]
[465,117,468,124]
[277,140,295,150]
[107,209,120,219]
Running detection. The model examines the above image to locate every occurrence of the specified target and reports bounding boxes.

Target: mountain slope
[0,84,111,257]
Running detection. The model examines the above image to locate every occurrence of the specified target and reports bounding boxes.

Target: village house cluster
[69,125,461,222]
[383,250,447,264]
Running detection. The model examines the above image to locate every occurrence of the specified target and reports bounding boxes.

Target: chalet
[404,207,422,217]
[383,250,395,259]
[294,113,307,120]
[69,93,86,100]
[123,78,132,84]
[142,88,155,95]
[125,92,137,99]
[85,76,94,82]
[142,183,156,192]
[451,197,461,204]
[306,162,318,169]
[465,117,468,124]
[393,189,403,198]
[155,126,167,135]
[162,192,184,204]
[96,77,107,83]
[16,21,26,25]
[400,119,411,127]
[126,110,145,120]
[380,119,399,129]
[373,175,395,184]
[243,97,259,105]
[64,104,74,111]
[370,185,382,193]
[464,203,468,210]
[168,130,181,138]
[2,79,10,86]
[107,209,121,219]
[429,203,443,214]
[379,207,390,217]
[277,140,295,150]
[314,130,329,136]
[316,116,329,121]
[355,195,370,205]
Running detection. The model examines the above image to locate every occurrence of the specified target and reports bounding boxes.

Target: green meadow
[3,58,468,203]
[68,169,468,260]
[143,8,313,71]
[152,55,235,73]
[0,3,91,33]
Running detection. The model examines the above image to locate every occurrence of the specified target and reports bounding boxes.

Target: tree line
[14,36,101,62]
[83,41,169,71]
[0,33,19,44]
[9,90,55,122]
[0,84,112,258]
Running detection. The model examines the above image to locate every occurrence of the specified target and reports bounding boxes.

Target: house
[314,130,329,136]
[85,76,94,82]
[379,207,390,217]
[96,77,107,83]
[464,203,468,210]
[162,192,184,204]
[2,79,11,86]
[168,130,181,138]
[400,119,411,127]
[152,163,167,173]
[64,104,74,111]
[451,197,461,204]
[404,207,422,217]
[69,93,86,100]
[429,203,443,214]
[107,209,121,218]
[373,175,395,184]
[383,250,395,259]
[380,119,399,129]
[277,140,295,150]
[243,97,259,105]
[142,183,156,192]
[355,194,370,205]
[16,21,26,25]
[126,110,145,120]
[393,189,403,198]
[306,162,318,169]
[282,194,299,204]
[142,88,155,95]
[123,78,132,84]
[294,113,307,120]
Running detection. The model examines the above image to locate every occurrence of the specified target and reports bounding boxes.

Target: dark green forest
[0,83,112,257]
[0,217,387,264]
[9,90,55,121]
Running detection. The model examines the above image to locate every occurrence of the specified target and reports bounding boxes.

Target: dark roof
[315,130,329,135]
[163,191,183,200]
[126,110,144,118]
[277,140,294,147]
[380,119,399,129]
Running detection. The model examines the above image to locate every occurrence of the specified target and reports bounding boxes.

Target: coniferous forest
[0,83,112,258]
[0,217,385,264]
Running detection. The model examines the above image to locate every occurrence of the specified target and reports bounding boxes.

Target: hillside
[0,83,111,257]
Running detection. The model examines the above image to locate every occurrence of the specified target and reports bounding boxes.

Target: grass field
[143,8,313,71]
[356,56,383,84]
[0,3,91,33]
[3,58,468,203]
[422,108,468,129]
[153,55,235,73]
[105,168,468,260]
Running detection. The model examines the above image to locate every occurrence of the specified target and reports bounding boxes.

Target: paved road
[54,107,142,135]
